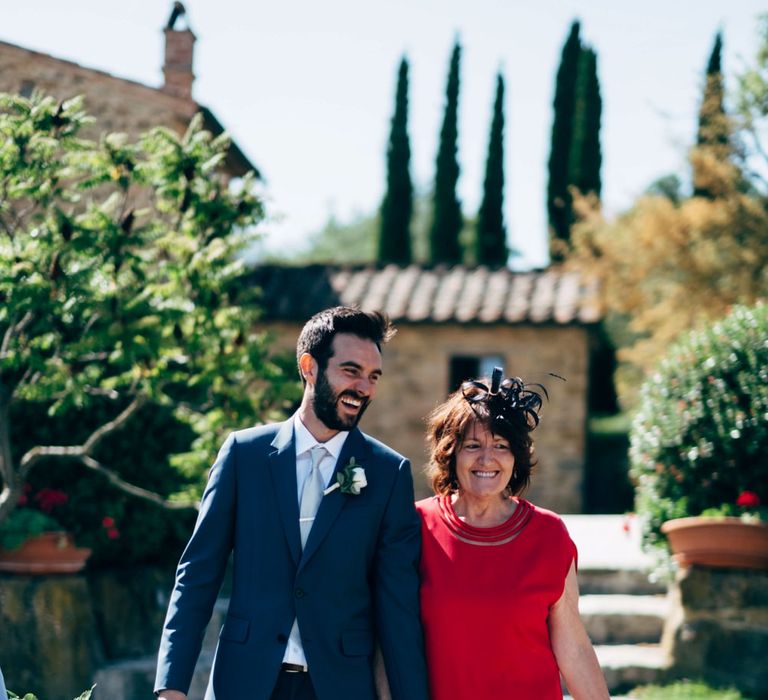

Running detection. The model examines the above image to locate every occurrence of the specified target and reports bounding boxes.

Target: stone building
[248,264,603,513]
[0,3,256,178]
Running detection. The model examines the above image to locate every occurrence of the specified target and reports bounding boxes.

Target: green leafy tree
[290,212,379,265]
[547,20,582,260]
[570,19,768,400]
[0,93,295,527]
[277,194,438,266]
[429,40,463,265]
[475,72,508,266]
[378,56,413,265]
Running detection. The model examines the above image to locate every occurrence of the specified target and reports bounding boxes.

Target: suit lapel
[299,427,371,571]
[268,418,302,566]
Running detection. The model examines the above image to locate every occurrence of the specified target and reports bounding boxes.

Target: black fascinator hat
[461,367,549,433]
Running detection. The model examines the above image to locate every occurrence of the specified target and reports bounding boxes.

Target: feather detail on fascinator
[461,367,562,431]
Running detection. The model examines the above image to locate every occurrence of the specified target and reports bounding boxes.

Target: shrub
[9,399,198,566]
[629,303,768,559]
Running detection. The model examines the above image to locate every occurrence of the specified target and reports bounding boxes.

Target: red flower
[106,528,120,540]
[101,516,116,528]
[736,491,761,508]
[33,488,69,514]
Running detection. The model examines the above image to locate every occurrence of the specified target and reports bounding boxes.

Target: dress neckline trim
[437,495,534,546]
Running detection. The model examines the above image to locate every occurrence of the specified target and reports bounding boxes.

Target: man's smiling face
[311,333,383,432]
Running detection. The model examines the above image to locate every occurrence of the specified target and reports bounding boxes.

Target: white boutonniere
[323,457,367,496]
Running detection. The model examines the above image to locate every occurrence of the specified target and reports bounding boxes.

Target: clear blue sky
[2,1,764,267]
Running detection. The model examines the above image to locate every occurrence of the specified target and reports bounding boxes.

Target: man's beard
[313,368,370,431]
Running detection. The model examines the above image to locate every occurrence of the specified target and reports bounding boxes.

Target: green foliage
[0,508,60,550]
[631,680,753,699]
[429,40,463,265]
[630,303,768,558]
[278,212,379,265]
[278,194,438,266]
[475,72,507,266]
[379,56,413,265]
[0,92,295,538]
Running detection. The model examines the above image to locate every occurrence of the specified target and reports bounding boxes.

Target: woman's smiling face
[455,422,515,502]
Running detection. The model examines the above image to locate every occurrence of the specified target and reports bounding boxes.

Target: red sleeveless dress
[416,496,577,700]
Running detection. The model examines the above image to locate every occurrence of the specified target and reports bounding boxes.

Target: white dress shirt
[282,416,350,667]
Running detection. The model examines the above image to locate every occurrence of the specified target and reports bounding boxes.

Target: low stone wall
[0,567,173,700]
[662,566,768,697]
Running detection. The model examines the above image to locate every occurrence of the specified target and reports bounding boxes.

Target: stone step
[94,644,666,700]
[95,597,224,700]
[93,652,213,700]
[578,567,666,596]
[594,643,668,694]
[579,594,670,645]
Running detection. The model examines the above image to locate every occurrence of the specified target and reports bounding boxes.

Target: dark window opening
[449,355,504,394]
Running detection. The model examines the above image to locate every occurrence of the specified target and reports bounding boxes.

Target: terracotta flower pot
[662,516,768,570]
[0,531,92,574]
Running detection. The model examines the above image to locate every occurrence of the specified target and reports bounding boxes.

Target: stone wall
[662,566,768,697]
[0,567,173,700]
[265,321,591,513]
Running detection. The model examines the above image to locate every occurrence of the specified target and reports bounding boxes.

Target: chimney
[162,2,196,100]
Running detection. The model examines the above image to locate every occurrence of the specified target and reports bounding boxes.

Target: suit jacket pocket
[220,614,250,643]
[341,630,373,656]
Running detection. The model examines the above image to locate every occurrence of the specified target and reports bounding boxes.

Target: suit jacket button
[295,588,305,598]
[277,633,288,643]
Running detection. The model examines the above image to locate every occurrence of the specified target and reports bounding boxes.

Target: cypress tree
[569,47,602,199]
[693,31,729,198]
[476,72,507,266]
[378,56,413,264]
[429,39,463,265]
[547,20,581,261]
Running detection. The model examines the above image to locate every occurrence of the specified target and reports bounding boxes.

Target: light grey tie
[299,445,326,548]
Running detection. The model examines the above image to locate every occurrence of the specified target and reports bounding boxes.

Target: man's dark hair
[296,306,396,382]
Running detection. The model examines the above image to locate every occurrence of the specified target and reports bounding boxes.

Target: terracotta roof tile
[505,273,535,323]
[385,265,421,319]
[456,266,489,322]
[244,264,601,325]
[407,268,440,322]
[433,267,466,322]
[480,268,511,323]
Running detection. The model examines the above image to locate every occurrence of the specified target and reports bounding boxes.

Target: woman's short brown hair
[425,379,540,497]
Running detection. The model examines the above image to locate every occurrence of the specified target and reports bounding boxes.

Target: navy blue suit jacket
[155,417,429,700]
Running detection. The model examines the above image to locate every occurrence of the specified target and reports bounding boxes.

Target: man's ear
[299,353,317,385]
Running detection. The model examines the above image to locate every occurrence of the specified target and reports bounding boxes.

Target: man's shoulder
[230,421,284,446]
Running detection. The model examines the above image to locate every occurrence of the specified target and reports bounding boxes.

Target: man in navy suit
[155,306,429,700]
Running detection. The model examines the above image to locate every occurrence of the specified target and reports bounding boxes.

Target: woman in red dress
[417,370,609,700]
